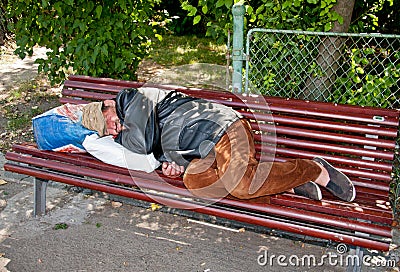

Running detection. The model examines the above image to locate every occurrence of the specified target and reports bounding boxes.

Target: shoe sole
[293,181,322,201]
[313,157,356,202]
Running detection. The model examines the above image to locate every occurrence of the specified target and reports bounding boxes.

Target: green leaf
[95,5,102,19]
[116,21,123,29]
[188,6,197,16]
[41,0,48,8]
[54,2,63,16]
[338,15,344,25]
[216,0,225,8]
[118,0,126,11]
[202,5,208,14]
[155,34,162,41]
[224,0,232,9]
[324,22,331,31]
[91,46,99,64]
[86,1,95,12]
[100,44,108,56]
[255,5,264,14]
[181,1,193,12]
[356,67,364,74]
[114,58,125,70]
[246,5,253,15]
[79,22,86,32]
[54,223,68,230]
[282,1,291,9]
[193,15,201,25]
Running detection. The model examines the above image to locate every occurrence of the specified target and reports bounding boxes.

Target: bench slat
[196,90,400,119]
[255,140,394,170]
[10,143,184,187]
[240,111,399,138]
[270,195,393,225]
[272,137,394,161]
[59,97,89,105]
[64,80,126,93]
[255,145,393,182]
[253,124,396,152]
[62,88,116,101]
[67,75,145,88]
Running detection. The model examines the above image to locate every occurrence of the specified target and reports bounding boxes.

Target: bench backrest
[62,75,400,206]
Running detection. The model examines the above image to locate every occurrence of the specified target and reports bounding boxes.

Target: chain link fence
[244,28,400,217]
[245,29,400,108]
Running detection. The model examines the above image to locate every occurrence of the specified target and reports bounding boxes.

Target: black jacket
[114,87,241,167]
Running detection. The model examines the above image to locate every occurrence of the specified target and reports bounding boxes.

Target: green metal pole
[232,3,245,93]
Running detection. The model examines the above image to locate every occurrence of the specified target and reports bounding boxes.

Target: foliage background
[7,0,164,85]
[181,0,398,42]
[3,0,398,85]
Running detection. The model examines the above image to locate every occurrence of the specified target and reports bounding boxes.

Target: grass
[0,74,60,152]
[148,35,227,67]
[2,88,57,130]
[53,223,68,230]
[3,81,45,131]
[143,35,231,90]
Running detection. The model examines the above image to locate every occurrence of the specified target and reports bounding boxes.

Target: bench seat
[4,75,399,252]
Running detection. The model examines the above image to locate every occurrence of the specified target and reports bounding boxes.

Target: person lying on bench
[32,88,355,202]
[76,87,356,202]
[32,102,161,172]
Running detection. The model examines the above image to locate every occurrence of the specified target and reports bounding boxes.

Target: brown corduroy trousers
[183,119,322,199]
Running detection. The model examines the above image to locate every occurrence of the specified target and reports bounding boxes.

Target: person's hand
[162,161,185,177]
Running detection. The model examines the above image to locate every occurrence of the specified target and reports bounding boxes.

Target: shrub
[181,0,342,44]
[8,0,164,85]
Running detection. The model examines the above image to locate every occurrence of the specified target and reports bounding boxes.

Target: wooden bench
[4,75,399,252]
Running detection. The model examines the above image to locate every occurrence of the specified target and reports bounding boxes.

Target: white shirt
[82,134,161,173]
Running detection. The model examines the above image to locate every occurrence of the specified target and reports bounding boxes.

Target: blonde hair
[81,102,107,136]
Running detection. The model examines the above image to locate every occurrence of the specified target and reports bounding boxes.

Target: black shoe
[293,181,322,200]
[313,157,356,202]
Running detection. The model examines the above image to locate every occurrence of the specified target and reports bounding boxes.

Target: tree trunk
[303,0,355,101]
[0,3,6,46]
[0,30,4,46]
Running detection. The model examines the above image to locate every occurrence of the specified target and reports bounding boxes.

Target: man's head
[81,100,122,136]
[102,100,122,136]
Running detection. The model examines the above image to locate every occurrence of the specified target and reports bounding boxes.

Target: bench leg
[33,178,47,216]
[346,246,363,272]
